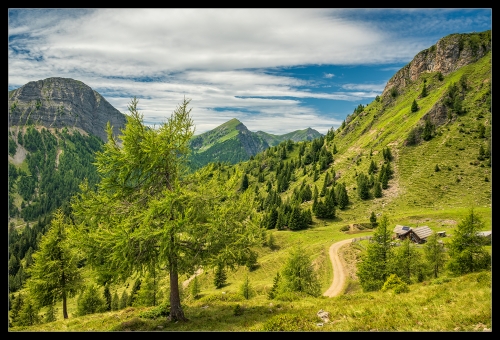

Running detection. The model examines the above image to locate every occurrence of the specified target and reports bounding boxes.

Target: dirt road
[323,238,353,297]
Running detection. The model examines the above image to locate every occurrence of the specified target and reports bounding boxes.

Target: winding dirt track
[323,238,353,297]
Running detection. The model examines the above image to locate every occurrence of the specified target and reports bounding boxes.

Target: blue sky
[8,8,492,135]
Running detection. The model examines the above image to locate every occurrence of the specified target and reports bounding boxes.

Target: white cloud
[8,8,491,135]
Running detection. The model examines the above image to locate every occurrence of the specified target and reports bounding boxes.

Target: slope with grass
[9,30,491,332]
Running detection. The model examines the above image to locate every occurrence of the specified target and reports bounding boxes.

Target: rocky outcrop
[235,122,269,157]
[381,30,491,99]
[8,77,127,142]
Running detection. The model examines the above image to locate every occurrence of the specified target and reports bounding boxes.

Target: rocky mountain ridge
[382,30,491,99]
[8,77,127,142]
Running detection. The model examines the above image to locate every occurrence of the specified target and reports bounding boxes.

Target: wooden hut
[393,225,433,244]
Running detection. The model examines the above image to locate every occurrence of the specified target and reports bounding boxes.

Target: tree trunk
[62,291,68,319]
[168,259,187,322]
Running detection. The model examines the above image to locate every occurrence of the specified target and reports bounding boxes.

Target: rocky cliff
[8,77,127,142]
[381,30,491,99]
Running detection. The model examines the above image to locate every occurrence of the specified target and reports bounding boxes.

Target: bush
[76,285,107,316]
[381,274,409,294]
[139,303,170,319]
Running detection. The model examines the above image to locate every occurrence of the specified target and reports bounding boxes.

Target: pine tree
[373,180,382,198]
[268,272,281,299]
[214,264,227,289]
[190,276,200,300]
[128,278,142,306]
[111,291,119,311]
[240,173,249,191]
[357,215,393,292]
[335,183,349,210]
[27,209,83,319]
[447,209,491,275]
[76,284,106,316]
[370,211,377,228]
[103,285,112,311]
[239,274,254,300]
[421,82,428,98]
[424,232,447,278]
[119,290,129,310]
[281,244,321,297]
[389,238,426,284]
[411,99,419,112]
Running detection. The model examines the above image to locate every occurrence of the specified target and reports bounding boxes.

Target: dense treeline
[8,126,103,294]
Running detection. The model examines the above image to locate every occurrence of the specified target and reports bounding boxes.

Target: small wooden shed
[393,225,433,244]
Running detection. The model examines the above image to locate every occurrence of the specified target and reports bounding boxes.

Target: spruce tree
[239,274,254,300]
[357,215,393,292]
[27,209,83,319]
[111,291,119,311]
[190,276,200,300]
[370,211,377,228]
[214,264,227,289]
[103,285,112,311]
[281,244,321,297]
[424,232,447,278]
[411,99,419,112]
[447,209,491,275]
[119,290,129,310]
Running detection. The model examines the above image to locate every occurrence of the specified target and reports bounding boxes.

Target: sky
[8,8,492,135]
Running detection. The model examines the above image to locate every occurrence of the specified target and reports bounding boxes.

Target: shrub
[381,274,409,294]
[139,303,170,319]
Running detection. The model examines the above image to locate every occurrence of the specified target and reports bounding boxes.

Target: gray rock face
[382,30,491,99]
[8,77,127,142]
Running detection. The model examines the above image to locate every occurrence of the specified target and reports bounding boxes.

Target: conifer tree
[190,276,200,300]
[335,183,349,210]
[27,209,83,319]
[214,264,227,289]
[357,215,393,292]
[239,273,254,300]
[119,290,129,310]
[447,209,491,275]
[71,98,264,322]
[411,99,419,112]
[281,244,321,297]
[103,285,112,311]
[424,232,447,278]
[370,211,377,228]
[111,291,119,311]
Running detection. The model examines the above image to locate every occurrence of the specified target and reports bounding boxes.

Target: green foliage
[268,272,281,299]
[119,290,129,310]
[390,87,398,98]
[357,215,393,292]
[111,291,119,311]
[138,303,170,319]
[381,274,409,294]
[240,173,249,191]
[27,209,84,319]
[239,274,255,300]
[76,284,107,317]
[17,296,41,326]
[411,99,419,112]
[389,238,426,284]
[214,264,227,289]
[233,304,244,316]
[369,212,377,227]
[356,173,370,200]
[424,232,448,278]
[447,209,491,275]
[190,276,200,300]
[420,82,428,98]
[280,244,321,297]
[71,97,264,321]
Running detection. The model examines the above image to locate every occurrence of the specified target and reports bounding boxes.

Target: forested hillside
[8,30,491,331]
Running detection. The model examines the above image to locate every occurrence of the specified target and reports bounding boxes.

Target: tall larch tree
[71,97,264,322]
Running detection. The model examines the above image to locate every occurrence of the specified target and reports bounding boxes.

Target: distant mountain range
[187,118,322,170]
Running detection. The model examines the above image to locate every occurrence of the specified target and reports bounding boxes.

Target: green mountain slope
[255,127,322,147]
